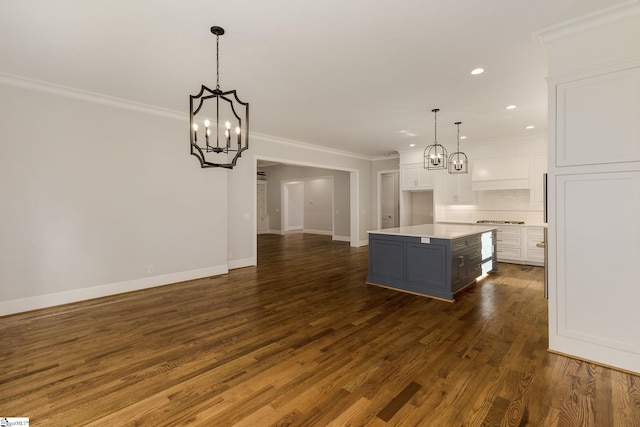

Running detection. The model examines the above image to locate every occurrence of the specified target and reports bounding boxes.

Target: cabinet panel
[556,69,640,167]
[369,239,404,279]
[556,172,640,353]
[525,227,545,265]
[401,163,435,190]
[495,227,524,262]
[441,170,472,204]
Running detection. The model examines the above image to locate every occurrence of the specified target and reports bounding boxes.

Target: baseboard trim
[357,239,369,247]
[228,257,255,269]
[332,235,351,242]
[303,229,332,236]
[0,265,228,316]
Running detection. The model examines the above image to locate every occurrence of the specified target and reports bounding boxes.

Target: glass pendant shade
[424,108,447,170]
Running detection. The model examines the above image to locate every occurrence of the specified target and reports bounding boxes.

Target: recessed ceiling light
[506,105,517,110]
[460,136,467,139]
[471,68,484,75]
[409,143,416,147]
[526,125,535,129]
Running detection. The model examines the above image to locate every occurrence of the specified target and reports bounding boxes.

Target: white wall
[0,77,229,315]
[304,178,333,234]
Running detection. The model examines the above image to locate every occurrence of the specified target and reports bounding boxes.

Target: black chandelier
[448,121,468,174]
[424,108,447,170]
[190,26,249,169]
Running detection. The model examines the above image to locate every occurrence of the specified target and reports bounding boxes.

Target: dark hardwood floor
[1,233,639,426]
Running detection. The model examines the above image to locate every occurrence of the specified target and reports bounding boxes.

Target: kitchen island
[367,224,497,301]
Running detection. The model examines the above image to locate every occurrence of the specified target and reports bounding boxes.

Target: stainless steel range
[476,220,525,225]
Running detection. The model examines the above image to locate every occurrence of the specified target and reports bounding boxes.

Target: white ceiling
[0,0,630,158]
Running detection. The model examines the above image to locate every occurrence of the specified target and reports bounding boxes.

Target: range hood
[471,155,530,190]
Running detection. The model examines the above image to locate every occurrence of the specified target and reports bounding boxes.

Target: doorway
[283,181,304,232]
[378,171,400,229]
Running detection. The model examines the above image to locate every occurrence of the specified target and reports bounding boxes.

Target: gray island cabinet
[366,224,497,302]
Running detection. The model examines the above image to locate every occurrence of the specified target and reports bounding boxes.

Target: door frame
[377,169,400,229]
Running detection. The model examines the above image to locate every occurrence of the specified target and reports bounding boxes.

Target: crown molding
[1,71,379,162]
[535,0,640,43]
[0,71,185,121]
[251,131,373,162]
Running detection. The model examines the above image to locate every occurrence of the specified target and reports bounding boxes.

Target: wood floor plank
[1,233,638,426]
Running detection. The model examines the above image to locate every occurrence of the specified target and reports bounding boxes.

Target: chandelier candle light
[448,121,468,174]
[189,26,249,169]
[424,108,447,170]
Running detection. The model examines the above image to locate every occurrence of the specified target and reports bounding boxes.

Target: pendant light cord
[434,109,438,143]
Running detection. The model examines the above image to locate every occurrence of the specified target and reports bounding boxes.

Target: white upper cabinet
[439,169,472,204]
[471,155,530,190]
[556,68,640,167]
[400,163,436,190]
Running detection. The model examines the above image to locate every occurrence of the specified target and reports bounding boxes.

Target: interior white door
[380,172,399,229]
[284,181,304,231]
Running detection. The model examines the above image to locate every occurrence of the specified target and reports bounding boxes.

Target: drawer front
[452,238,468,253]
[496,227,523,237]
[497,247,522,260]
[452,236,483,254]
[496,236,521,248]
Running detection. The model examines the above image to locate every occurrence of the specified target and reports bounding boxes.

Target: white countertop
[367,224,497,239]
[437,221,548,228]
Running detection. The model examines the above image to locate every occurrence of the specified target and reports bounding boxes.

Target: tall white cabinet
[542,4,640,373]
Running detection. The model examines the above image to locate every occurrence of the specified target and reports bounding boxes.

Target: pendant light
[424,108,447,170]
[189,26,250,169]
[448,121,468,174]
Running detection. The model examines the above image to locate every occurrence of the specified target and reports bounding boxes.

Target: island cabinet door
[405,241,449,297]
[368,236,405,280]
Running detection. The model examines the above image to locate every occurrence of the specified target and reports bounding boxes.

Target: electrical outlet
[148,265,154,274]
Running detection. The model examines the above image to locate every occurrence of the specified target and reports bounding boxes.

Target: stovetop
[476,220,525,225]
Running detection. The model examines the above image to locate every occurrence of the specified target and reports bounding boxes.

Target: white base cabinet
[525,227,545,266]
[494,225,545,266]
[495,226,524,263]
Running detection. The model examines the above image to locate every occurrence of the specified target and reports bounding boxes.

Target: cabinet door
[554,171,640,370]
[401,163,435,189]
[416,166,435,188]
[556,69,640,167]
[525,227,544,265]
[400,164,418,189]
[441,171,472,204]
